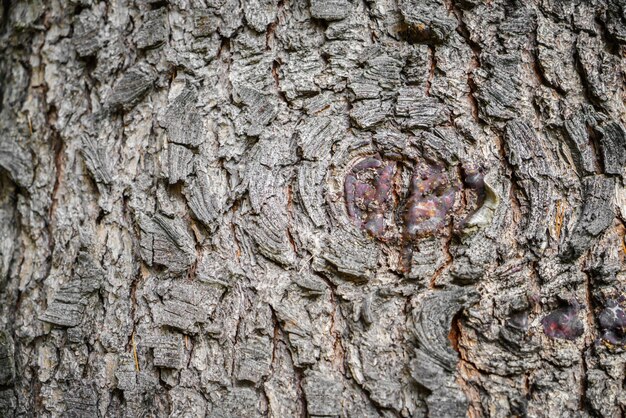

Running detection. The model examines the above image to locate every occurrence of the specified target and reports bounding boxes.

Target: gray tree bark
[0,0,625,416]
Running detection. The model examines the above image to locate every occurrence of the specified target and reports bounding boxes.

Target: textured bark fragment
[0,331,15,386]
[474,54,523,120]
[169,387,207,418]
[80,135,113,185]
[410,288,477,418]
[264,341,303,418]
[91,37,127,83]
[560,175,615,260]
[605,0,626,43]
[135,8,168,49]
[397,0,457,44]
[563,113,597,175]
[0,177,16,289]
[139,214,196,273]
[63,383,98,417]
[249,209,297,266]
[317,226,379,281]
[576,32,623,107]
[107,65,155,110]
[372,129,413,160]
[40,252,104,328]
[594,121,626,175]
[402,45,431,86]
[412,288,476,373]
[585,227,623,285]
[364,54,404,89]
[345,292,414,412]
[73,9,102,57]
[349,79,381,100]
[234,334,273,383]
[536,16,579,93]
[115,353,160,392]
[0,130,33,188]
[293,274,327,297]
[184,166,229,229]
[272,293,319,367]
[309,0,350,21]
[210,387,265,417]
[585,368,624,418]
[302,371,343,416]
[297,161,329,228]
[349,99,390,129]
[245,138,297,266]
[243,0,278,33]
[233,87,279,137]
[395,89,450,128]
[143,332,185,369]
[0,390,16,417]
[163,83,205,147]
[406,237,448,282]
[527,366,583,417]
[498,5,535,42]
[280,50,324,100]
[504,119,554,248]
[166,143,194,184]
[295,116,343,161]
[457,263,542,416]
[152,281,219,333]
[8,0,44,30]
[192,9,219,38]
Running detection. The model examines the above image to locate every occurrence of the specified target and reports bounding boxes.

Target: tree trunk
[1,0,625,416]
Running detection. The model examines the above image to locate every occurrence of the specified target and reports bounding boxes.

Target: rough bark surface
[0,0,625,417]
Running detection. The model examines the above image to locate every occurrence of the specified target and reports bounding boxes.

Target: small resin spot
[344,155,396,239]
[506,311,529,331]
[402,164,456,240]
[455,165,486,232]
[343,155,492,276]
[345,157,464,241]
[462,165,485,203]
[541,304,584,341]
[598,296,626,347]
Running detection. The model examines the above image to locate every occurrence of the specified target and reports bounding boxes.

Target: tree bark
[0,0,625,417]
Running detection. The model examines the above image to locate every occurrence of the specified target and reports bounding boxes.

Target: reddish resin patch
[541,304,584,341]
[344,156,477,241]
[598,296,626,347]
[344,155,486,274]
[403,164,456,240]
[344,155,396,239]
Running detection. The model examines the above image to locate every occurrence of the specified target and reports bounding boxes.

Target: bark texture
[0,0,625,417]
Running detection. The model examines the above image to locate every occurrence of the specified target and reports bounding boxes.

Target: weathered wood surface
[0,0,625,417]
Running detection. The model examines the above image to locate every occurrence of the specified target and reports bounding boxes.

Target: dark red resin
[344,156,396,239]
[344,156,486,275]
[344,156,466,241]
[541,304,584,341]
[598,296,626,347]
[402,164,456,240]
